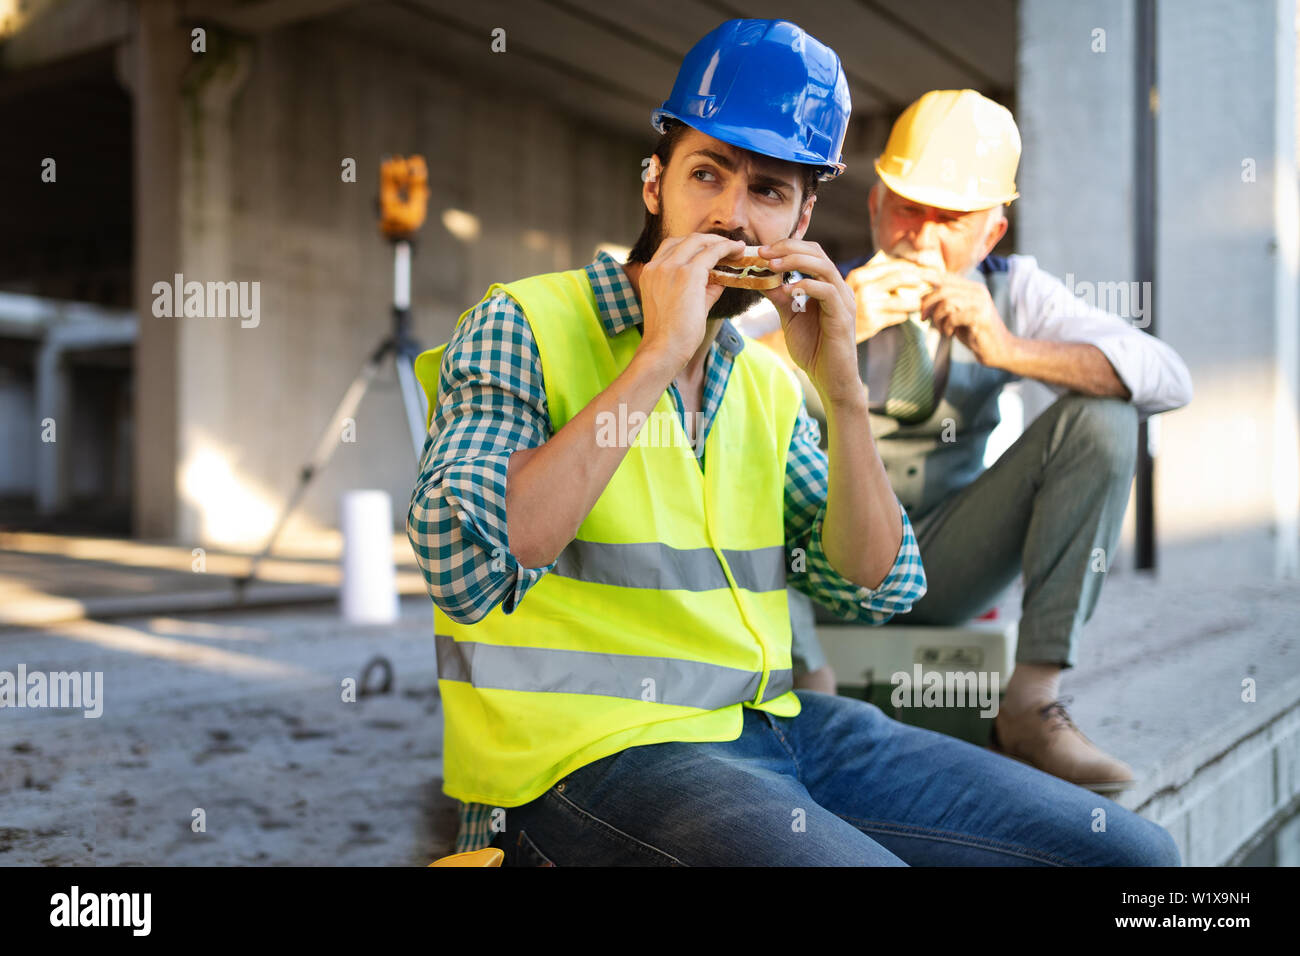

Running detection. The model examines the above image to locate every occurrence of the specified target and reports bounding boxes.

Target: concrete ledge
[0,533,432,631]
[814,579,1300,867]
[1119,672,1300,867]
[0,582,339,629]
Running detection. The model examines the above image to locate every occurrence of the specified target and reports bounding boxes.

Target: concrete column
[0,366,35,495]
[1017,0,1139,566]
[175,29,252,545]
[1272,0,1299,577]
[1017,1,1137,297]
[34,317,138,514]
[33,333,69,514]
[121,0,184,540]
[1156,0,1298,579]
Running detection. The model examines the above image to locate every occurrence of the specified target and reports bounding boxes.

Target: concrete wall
[151,18,646,549]
[1155,0,1297,579]
[1019,0,1300,579]
[0,365,35,494]
[1018,0,1137,302]
[1018,0,1141,569]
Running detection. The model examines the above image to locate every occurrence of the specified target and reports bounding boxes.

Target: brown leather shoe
[989,697,1136,793]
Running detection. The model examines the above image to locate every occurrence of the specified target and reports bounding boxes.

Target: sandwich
[852,249,941,313]
[708,246,785,290]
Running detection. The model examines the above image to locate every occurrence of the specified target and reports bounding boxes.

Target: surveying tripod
[235,156,431,591]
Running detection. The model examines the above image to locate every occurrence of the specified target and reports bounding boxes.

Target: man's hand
[918,271,1016,369]
[637,233,745,373]
[758,238,863,407]
[844,256,935,342]
[755,247,904,592]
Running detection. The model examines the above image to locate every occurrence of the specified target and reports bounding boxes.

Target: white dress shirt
[733,253,1193,419]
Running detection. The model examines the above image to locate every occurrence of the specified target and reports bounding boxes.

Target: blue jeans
[491,691,1181,866]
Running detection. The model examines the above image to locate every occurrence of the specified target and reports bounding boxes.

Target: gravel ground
[0,597,459,866]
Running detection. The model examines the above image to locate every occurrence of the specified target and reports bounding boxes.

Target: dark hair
[626,119,821,264]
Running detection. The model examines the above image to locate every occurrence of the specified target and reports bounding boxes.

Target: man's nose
[709,179,751,233]
[914,218,941,250]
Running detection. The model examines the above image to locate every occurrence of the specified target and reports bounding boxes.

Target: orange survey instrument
[379,155,429,239]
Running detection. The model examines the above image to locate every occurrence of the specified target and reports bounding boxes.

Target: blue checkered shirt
[408,251,926,855]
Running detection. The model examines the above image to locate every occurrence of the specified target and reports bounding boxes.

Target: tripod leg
[241,349,388,585]
[395,348,430,462]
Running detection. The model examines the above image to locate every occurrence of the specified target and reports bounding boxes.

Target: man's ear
[867,181,881,222]
[642,156,662,216]
[981,208,1009,258]
[793,194,816,239]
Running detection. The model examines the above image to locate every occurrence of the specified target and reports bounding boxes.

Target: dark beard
[708,284,764,320]
[629,211,768,320]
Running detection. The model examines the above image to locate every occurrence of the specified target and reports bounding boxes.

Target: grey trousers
[792,393,1139,672]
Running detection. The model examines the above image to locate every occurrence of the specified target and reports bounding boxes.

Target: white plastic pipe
[339,490,399,624]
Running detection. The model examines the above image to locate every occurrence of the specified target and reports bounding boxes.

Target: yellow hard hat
[874,89,1020,212]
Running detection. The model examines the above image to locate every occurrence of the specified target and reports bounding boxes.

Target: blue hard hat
[652,19,852,181]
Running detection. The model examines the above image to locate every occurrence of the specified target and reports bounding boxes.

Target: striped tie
[884,315,935,423]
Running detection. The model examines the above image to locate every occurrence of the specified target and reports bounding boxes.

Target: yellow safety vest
[414,267,805,807]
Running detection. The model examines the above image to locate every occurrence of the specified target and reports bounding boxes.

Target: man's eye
[756,186,783,200]
[693,169,716,182]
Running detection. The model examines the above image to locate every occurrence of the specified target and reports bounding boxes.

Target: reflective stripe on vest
[436,634,794,707]
[554,539,787,592]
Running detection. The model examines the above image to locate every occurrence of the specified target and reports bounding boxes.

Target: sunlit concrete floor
[1,597,454,865]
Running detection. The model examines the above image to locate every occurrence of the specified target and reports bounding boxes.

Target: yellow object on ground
[428,847,504,867]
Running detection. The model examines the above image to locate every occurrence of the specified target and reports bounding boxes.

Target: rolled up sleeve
[406,295,556,624]
[783,400,927,625]
[1011,255,1194,417]
[801,501,926,623]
